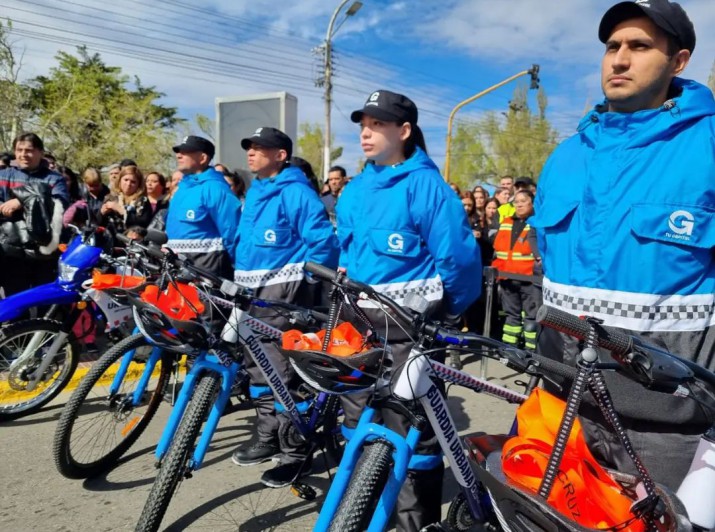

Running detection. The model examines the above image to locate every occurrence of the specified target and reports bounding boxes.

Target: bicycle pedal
[290,482,316,500]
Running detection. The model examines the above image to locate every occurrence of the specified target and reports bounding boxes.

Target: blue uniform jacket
[337,147,481,315]
[532,78,715,340]
[234,164,338,288]
[165,167,241,276]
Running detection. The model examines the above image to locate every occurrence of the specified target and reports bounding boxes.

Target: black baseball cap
[351,90,418,125]
[240,127,293,159]
[172,135,216,160]
[599,0,696,54]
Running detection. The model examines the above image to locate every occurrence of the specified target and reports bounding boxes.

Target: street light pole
[444,64,540,182]
[323,0,362,184]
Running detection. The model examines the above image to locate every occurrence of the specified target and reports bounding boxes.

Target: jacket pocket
[368,229,422,258]
[630,203,715,249]
[253,226,294,248]
[529,201,579,230]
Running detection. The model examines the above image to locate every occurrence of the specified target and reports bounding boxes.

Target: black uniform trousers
[340,339,445,531]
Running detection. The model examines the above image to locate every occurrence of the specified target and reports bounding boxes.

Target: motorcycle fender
[0,282,80,322]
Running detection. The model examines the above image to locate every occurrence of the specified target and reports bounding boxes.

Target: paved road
[0,354,523,532]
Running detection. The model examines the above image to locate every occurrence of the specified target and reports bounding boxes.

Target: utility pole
[321,1,362,184]
[444,65,540,182]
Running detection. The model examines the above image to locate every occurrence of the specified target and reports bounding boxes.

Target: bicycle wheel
[135,371,220,532]
[328,439,394,532]
[53,333,172,479]
[322,394,345,468]
[0,319,78,421]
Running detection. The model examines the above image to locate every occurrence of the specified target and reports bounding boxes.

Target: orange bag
[91,270,145,290]
[282,322,367,357]
[502,388,645,531]
[140,283,205,321]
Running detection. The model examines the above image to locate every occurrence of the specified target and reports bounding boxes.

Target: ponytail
[404,123,427,159]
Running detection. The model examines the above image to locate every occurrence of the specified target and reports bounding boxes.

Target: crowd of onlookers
[1,141,539,351]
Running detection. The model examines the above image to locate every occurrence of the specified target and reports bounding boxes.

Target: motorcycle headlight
[58,263,80,282]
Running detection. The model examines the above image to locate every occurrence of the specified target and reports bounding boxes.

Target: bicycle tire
[53,333,171,479]
[0,319,78,421]
[328,439,394,532]
[322,394,345,468]
[135,371,220,532]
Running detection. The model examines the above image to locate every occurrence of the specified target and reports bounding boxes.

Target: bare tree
[0,19,29,151]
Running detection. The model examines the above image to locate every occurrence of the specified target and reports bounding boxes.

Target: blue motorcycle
[0,226,139,421]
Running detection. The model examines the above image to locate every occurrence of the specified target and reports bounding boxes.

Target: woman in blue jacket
[338,90,482,530]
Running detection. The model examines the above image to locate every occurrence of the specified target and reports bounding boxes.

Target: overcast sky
[4,0,714,175]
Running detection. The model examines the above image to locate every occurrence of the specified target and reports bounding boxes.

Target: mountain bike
[102,248,345,532]
[286,263,702,532]
[53,236,338,486]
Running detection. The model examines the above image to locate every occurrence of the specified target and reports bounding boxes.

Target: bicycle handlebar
[536,305,705,392]
[304,262,571,378]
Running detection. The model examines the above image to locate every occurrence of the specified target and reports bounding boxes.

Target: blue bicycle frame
[315,346,528,532]
[145,304,334,471]
[108,326,165,407]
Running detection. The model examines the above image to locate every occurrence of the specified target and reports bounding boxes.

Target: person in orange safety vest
[491,190,541,350]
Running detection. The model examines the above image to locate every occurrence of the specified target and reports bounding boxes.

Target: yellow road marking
[0,356,187,406]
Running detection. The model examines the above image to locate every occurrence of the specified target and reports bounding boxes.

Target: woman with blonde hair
[62,167,110,229]
[100,165,152,231]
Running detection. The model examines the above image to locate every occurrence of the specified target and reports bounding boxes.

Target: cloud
[4,0,714,174]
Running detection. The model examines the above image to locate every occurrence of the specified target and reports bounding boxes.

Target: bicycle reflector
[280,322,384,394]
[131,282,208,354]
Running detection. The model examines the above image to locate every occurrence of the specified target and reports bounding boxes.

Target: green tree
[195,113,215,141]
[27,46,183,172]
[0,20,30,152]
[447,122,493,189]
[296,122,342,179]
[448,84,558,186]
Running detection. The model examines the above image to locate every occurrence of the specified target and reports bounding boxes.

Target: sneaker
[231,440,280,466]
[260,457,313,488]
[85,342,100,355]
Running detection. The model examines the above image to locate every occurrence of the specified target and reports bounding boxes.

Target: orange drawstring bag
[283,322,367,357]
[91,270,145,290]
[502,388,646,531]
[140,283,205,321]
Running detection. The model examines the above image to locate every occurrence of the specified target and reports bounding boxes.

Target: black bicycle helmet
[279,347,386,395]
[127,283,209,354]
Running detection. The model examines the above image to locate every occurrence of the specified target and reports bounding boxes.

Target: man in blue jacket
[230,127,339,487]
[532,0,714,490]
[165,136,241,278]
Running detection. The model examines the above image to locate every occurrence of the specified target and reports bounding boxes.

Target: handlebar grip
[536,305,632,356]
[303,262,374,294]
[144,244,167,262]
[115,233,131,245]
[146,229,168,246]
[530,353,577,380]
[304,261,338,281]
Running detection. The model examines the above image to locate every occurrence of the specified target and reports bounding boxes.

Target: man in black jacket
[0,132,68,296]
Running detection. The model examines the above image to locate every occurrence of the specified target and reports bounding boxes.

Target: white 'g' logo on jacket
[387,233,404,252]
[186,210,195,220]
[264,229,277,243]
[668,210,694,236]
